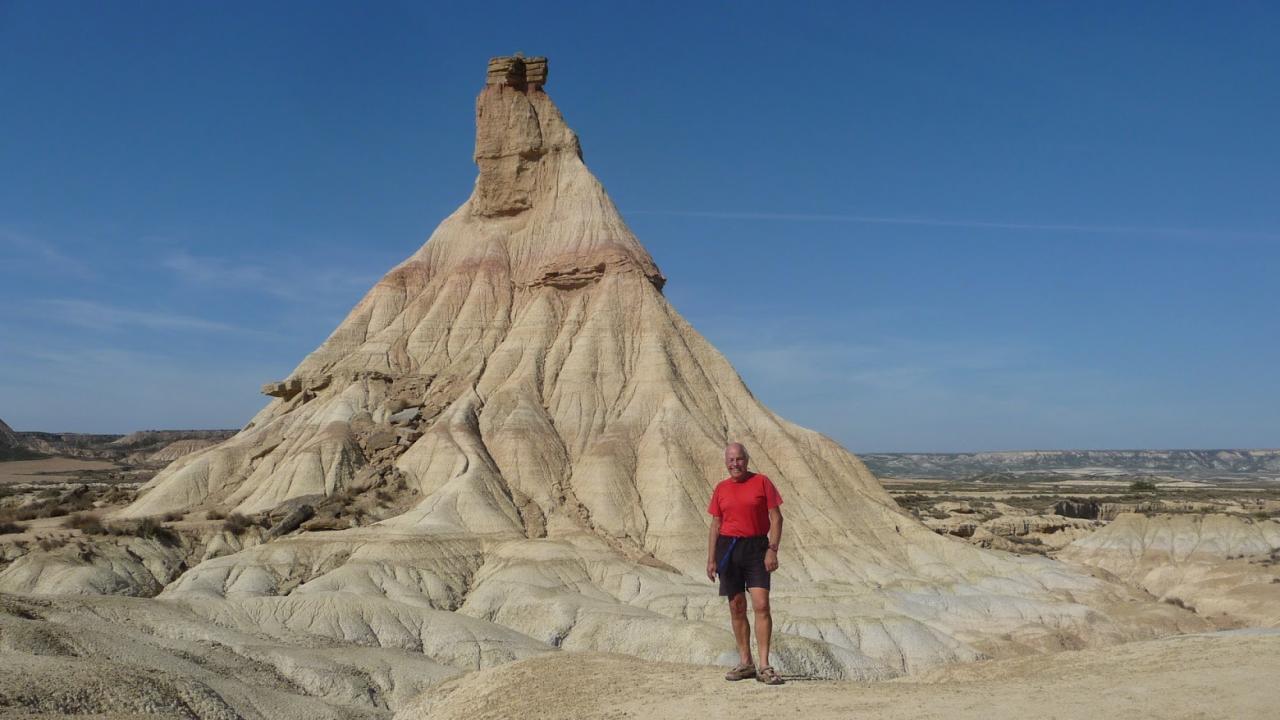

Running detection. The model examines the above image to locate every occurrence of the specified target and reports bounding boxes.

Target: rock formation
[0,417,20,447]
[1060,513,1280,627]
[917,500,1102,553]
[144,438,222,464]
[67,55,1202,688]
[0,417,41,461]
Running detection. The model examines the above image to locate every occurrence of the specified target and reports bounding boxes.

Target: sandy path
[403,631,1280,720]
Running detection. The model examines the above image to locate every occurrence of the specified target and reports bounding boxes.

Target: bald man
[706,442,785,685]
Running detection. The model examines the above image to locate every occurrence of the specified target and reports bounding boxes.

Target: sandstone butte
[5,55,1200,704]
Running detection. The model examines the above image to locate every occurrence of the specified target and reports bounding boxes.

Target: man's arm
[706,516,722,582]
[764,507,783,572]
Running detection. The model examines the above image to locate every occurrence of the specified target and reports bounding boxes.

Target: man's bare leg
[728,592,753,665]
[749,586,772,668]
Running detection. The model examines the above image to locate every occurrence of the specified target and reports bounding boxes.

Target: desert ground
[4,446,1278,718]
[0,458,125,487]
[397,631,1280,720]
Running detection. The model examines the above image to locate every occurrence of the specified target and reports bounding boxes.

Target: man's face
[725,445,750,480]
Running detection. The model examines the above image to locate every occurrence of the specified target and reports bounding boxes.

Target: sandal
[756,665,784,685]
[724,662,756,681]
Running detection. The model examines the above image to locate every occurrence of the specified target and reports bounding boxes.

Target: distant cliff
[1,422,237,464]
[0,418,44,460]
[861,449,1280,480]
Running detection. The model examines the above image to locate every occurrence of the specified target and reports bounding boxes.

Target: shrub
[0,521,22,535]
[64,513,105,534]
[11,492,96,521]
[130,518,180,546]
[892,493,932,510]
[1129,480,1158,492]
[223,513,254,534]
[101,487,134,505]
[162,511,184,522]
[205,509,227,521]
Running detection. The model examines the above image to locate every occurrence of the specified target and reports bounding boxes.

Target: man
[706,442,784,685]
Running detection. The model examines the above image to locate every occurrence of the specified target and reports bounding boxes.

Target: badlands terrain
[2,57,1278,718]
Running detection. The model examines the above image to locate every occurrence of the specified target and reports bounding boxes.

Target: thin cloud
[162,251,269,287]
[0,229,94,277]
[630,210,1279,241]
[162,250,380,304]
[36,299,264,335]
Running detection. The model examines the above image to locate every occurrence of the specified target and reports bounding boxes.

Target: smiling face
[724,443,751,481]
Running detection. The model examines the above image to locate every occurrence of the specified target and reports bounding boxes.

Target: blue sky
[1,1,1277,451]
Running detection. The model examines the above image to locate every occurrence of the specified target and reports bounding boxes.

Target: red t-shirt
[707,473,783,537]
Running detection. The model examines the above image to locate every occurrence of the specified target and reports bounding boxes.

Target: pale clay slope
[0,593,477,719]
[23,70,1197,689]
[0,536,187,597]
[1060,513,1280,627]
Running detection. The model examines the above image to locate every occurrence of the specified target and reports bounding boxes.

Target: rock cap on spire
[486,54,548,92]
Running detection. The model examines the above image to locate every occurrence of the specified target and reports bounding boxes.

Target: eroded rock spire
[96,56,1194,685]
[473,55,581,218]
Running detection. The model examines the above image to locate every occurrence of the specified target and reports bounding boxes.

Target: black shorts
[715,534,770,597]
